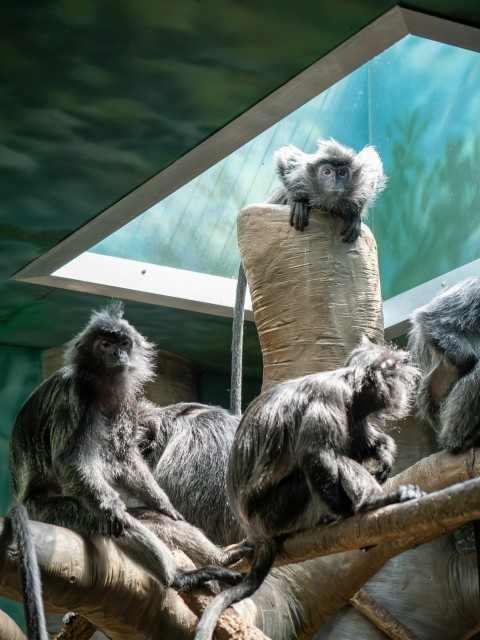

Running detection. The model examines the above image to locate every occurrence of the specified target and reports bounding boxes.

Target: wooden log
[0,609,26,640]
[237,204,383,391]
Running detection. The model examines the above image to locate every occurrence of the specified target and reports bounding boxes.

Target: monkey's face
[315,163,351,193]
[93,332,133,371]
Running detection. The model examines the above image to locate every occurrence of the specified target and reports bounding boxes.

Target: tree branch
[0,609,27,640]
[349,590,419,640]
[0,449,477,639]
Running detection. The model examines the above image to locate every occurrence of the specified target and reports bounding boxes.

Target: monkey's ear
[75,339,87,354]
[352,166,362,179]
[274,145,304,174]
[305,158,321,173]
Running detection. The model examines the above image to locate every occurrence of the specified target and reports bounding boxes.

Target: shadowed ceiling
[1,1,479,379]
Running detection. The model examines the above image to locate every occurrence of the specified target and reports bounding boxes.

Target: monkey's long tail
[8,504,48,640]
[193,539,276,640]
[230,262,247,416]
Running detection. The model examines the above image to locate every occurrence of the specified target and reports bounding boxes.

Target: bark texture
[1,450,478,640]
[237,204,383,390]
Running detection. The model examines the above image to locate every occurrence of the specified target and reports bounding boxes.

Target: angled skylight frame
[11,6,480,329]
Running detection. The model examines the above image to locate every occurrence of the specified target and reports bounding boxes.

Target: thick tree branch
[0,517,196,640]
[0,609,27,640]
[0,518,268,640]
[276,477,480,565]
[0,449,477,639]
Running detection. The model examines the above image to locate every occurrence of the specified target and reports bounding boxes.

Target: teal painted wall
[0,344,42,629]
[199,372,260,413]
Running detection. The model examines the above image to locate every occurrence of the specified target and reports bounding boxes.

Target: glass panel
[90,66,368,278]
[89,35,480,299]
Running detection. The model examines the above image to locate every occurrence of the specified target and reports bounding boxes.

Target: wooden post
[237,204,384,391]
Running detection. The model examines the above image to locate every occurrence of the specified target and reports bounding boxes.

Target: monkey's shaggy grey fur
[194,337,423,640]
[408,276,480,452]
[268,138,387,241]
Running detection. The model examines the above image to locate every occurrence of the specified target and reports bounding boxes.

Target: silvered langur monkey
[136,401,244,545]
[230,138,387,415]
[195,337,425,640]
[268,137,387,242]
[408,276,480,598]
[8,303,244,640]
[408,276,480,452]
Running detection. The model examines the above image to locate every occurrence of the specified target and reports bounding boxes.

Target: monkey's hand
[157,503,186,522]
[99,497,127,537]
[341,214,361,243]
[370,459,392,485]
[290,200,310,231]
[369,433,396,484]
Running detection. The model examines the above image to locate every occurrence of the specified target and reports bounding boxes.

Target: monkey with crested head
[268,137,387,242]
[8,302,246,640]
[195,337,424,640]
[230,138,388,415]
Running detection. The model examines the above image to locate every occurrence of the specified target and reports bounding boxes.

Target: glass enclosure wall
[90,36,480,301]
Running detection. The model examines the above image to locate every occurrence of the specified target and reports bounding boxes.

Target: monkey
[136,400,244,545]
[407,276,480,453]
[407,276,480,605]
[8,302,245,640]
[194,337,425,640]
[229,139,387,415]
[267,137,387,242]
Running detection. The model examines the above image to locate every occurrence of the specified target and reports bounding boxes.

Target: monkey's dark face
[315,163,351,193]
[92,332,133,372]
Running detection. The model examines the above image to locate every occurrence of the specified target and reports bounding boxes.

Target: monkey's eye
[122,339,132,349]
[99,340,111,351]
[322,168,332,176]
[338,169,348,177]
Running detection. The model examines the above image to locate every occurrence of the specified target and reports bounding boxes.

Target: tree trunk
[237,205,383,390]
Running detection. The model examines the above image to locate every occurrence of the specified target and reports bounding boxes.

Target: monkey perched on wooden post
[230,139,387,411]
[269,138,387,242]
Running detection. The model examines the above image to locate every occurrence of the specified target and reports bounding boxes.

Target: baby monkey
[195,337,424,640]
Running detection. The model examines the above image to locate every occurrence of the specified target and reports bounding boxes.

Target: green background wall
[0,345,42,628]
